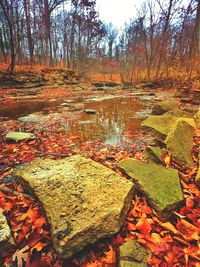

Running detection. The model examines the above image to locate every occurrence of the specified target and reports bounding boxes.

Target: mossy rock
[144,146,165,164]
[165,119,194,168]
[117,159,183,218]
[119,240,150,267]
[15,155,134,258]
[165,108,194,118]
[5,132,36,142]
[141,115,196,141]
[152,100,179,115]
[194,108,200,129]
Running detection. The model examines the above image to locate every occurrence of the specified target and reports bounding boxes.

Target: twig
[173,236,190,246]
[36,153,73,158]
[0,184,33,199]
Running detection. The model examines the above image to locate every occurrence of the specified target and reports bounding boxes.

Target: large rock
[117,159,183,218]
[15,155,134,258]
[194,108,200,129]
[141,115,196,141]
[5,132,36,142]
[165,119,194,168]
[152,100,178,115]
[119,240,150,267]
[0,208,14,253]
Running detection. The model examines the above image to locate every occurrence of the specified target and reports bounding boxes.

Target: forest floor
[0,68,200,267]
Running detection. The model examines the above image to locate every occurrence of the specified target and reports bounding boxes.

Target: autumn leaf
[12,246,29,267]
[160,221,180,236]
[3,201,14,212]
[136,215,153,235]
[101,245,116,264]
[176,219,200,241]
[162,152,171,168]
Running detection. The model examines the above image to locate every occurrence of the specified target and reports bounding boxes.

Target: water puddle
[67,97,145,144]
[0,91,158,145]
[0,100,60,119]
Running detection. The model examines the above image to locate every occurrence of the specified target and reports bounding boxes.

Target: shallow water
[68,97,145,144]
[0,91,156,145]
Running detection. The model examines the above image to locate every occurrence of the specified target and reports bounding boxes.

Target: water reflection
[69,97,144,144]
[0,100,59,119]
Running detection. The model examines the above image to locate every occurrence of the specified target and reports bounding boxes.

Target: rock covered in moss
[164,108,194,118]
[117,159,183,218]
[141,115,195,141]
[5,132,36,142]
[194,108,200,129]
[165,119,194,168]
[152,100,179,115]
[144,146,165,164]
[15,155,134,258]
[119,240,151,267]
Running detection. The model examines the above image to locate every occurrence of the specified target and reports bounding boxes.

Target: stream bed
[0,88,175,145]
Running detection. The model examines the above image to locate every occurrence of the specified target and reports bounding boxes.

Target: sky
[96,0,142,29]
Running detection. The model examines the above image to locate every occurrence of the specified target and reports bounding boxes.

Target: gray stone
[165,119,194,168]
[84,109,97,114]
[141,115,196,141]
[144,146,165,164]
[0,208,14,253]
[117,159,183,217]
[152,100,179,115]
[18,113,46,123]
[194,108,200,129]
[119,240,150,267]
[6,132,36,142]
[15,155,134,258]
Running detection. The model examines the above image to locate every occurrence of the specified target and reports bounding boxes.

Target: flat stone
[165,108,194,118]
[141,115,196,141]
[165,119,194,168]
[117,159,183,218]
[5,132,36,142]
[119,240,150,267]
[144,146,165,164]
[194,108,200,129]
[18,113,46,123]
[152,100,178,115]
[15,155,134,258]
[84,109,97,114]
[0,208,15,253]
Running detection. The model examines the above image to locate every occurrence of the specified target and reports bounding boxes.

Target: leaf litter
[0,93,200,266]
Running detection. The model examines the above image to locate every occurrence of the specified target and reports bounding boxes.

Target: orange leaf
[136,216,152,235]
[102,245,116,264]
[176,219,200,241]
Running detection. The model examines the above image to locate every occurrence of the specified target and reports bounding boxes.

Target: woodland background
[0,0,200,83]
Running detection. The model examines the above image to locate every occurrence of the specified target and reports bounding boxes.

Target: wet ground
[0,87,178,146]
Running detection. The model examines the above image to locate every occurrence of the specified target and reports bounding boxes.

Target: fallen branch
[0,184,33,199]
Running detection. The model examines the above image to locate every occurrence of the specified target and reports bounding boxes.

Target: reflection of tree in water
[68,97,144,144]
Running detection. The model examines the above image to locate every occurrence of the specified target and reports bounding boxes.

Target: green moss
[117,159,183,217]
[165,119,194,168]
